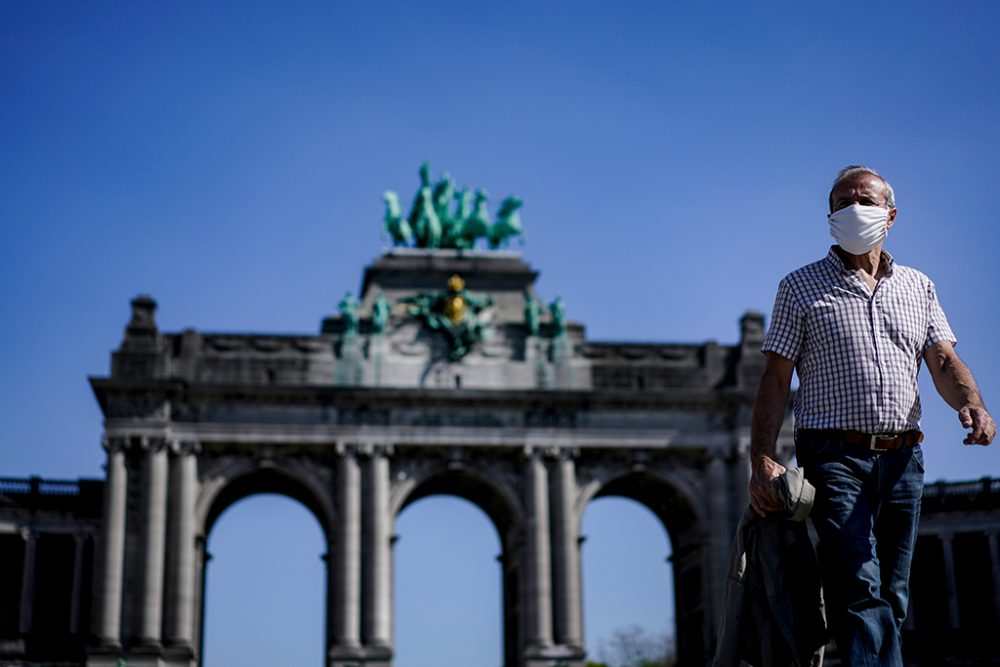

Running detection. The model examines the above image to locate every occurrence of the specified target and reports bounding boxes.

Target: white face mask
[828,204,888,255]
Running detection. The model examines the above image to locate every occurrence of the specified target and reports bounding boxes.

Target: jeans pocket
[910,445,925,474]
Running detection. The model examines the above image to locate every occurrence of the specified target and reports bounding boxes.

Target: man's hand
[749,454,787,517]
[959,405,996,445]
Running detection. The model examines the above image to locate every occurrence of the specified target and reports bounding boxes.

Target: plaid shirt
[762,247,956,433]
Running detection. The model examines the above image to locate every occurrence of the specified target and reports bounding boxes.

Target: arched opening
[394,495,502,667]
[393,466,517,667]
[200,467,330,667]
[582,470,703,667]
[582,497,674,666]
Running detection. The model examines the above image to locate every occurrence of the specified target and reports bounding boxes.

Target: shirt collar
[824,245,895,277]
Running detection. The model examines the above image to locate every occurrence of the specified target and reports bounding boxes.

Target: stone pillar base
[163,643,196,665]
[87,647,196,667]
[329,644,392,667]
[523,644,587,667]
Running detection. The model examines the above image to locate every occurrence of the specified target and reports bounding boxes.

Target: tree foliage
[593,624,676,667]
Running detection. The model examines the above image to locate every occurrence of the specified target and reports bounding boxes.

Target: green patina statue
[338,291,360,335]
[524,291,541,336]
[381,163,524,250]
[490,195,523,249]
[409,183,442,249]
[550,296,566,336]
[400,274,494,360]
[382,191,412,245]
[371,290,391,334]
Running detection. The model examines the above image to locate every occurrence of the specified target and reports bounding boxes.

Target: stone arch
[198,489,327,666]
[191,457,337,666]
[392,460,524,667]
[578,466,704,541]
[197,458,335,539]
[393,463,522,541]
[579,465,710,666]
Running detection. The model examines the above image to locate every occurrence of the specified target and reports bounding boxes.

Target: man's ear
[887,207,897,229]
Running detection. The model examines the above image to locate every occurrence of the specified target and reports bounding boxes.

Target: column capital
[545,446,580,461]
[168,439,201,455]
[356,443,395,458]
[139,435,169,453]
[523,445,546,462]
[102,436,130,453]
[335,442,360,457]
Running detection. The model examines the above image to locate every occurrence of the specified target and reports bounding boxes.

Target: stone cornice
[89,376,756,414]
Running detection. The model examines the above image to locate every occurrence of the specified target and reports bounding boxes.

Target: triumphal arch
[84,166,776,667]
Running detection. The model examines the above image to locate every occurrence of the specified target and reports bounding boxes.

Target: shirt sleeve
[761,277,803,361]
[924,279,957,351]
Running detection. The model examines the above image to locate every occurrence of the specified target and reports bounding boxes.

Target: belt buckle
[869,434,895,452]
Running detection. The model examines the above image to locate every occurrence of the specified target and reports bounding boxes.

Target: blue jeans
[795,434,924,667]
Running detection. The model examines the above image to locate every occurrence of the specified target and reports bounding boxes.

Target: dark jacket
[713,467,827,667]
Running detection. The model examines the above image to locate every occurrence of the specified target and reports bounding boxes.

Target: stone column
[706,452,729,628]
[18,528,37,635]
[332,446,361,649]
[96,437,127,647]
[940,533,960,628]
[70,533,87,635]
[550,449,582,648]
[524,448,553,648]
[165,440,199,650]
[193,535,209,661]
[735,435,751,513]
[362,445,392,649]
[988,532,1000,626]
[139,436,169,646]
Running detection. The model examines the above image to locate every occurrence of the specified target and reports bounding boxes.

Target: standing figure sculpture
[549,296,566,337]
[371,290,391,334]
[524,291,541,336]
[338,291,360,335]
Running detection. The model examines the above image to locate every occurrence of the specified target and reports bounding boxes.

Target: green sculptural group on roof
[382,162,523,250]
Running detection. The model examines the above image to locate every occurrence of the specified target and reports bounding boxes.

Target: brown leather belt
[797,429,923,452]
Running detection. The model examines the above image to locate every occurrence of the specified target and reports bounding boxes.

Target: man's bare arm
[924,341,996,445]
[748,352,796,516]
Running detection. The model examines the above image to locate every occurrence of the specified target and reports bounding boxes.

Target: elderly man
[748,166,995,665]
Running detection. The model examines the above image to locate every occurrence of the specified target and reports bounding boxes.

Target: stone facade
[92,250,776,667]
[1,249,996,666]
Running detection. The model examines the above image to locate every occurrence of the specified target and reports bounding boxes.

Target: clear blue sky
[2,2,998,665]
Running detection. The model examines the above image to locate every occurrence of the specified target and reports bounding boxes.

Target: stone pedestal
[522,645,587,667]
[328,644,391,667]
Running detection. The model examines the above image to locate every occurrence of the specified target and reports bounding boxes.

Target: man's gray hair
[830,165,895,210]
